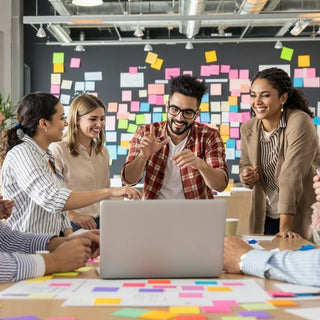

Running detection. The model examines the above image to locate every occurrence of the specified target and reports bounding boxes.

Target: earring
[281,103,284,112]
[45,128,48,132]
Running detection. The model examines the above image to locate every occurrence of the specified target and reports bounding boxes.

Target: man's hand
[139,125,169,159]
[69,211,97,230]
[0,196,14,219]
[223,236,252,274]
[171,149,204,170]
[240,166,259,186]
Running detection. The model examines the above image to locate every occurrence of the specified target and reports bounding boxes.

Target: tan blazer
[240,109,320,240]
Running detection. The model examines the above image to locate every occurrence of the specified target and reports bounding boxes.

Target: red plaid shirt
[121,121,228,199]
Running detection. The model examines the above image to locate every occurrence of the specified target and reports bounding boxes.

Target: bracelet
[239,252,248,272]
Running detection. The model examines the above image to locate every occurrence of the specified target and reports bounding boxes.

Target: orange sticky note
[108,102,118,112]
[170,306,200,314]
[94,297,121,305]
[145,52,158,64]
[207,286,232,292]
[140,310,177,320]
[220,124,230,136]
[205,50,217,63]
[120,140,130,149]
[267,299,298,306]
[298,55,310,67]
[151,58,164,70]
[228,96,238,106]
[53,63,64,73]
[221,135,228,143]
[200,103,209,112]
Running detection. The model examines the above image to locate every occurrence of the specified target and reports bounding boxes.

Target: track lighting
[185,41,194,50]
[274,40,283,49]
[36,24,46,38]
[134,24,144,38]
[144,44,153,51]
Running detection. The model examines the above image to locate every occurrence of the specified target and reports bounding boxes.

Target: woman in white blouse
[0,92,140,236]
[50,94,110,231]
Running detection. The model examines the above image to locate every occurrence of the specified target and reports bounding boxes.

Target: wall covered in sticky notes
[25,29,320,182]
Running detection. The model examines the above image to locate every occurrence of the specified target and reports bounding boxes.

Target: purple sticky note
[238,311,273,318]
[1,316,41,320]
[92,287,119,292]
[139,288,164,293]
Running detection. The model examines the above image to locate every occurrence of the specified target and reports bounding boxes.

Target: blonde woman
[50,94,112,231]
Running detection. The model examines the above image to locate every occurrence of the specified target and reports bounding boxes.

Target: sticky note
[205,50,217,63]
[280,46,294,61]
[70,58,81,68]
[108,102,118,113]
[179,292,204,298]
[28,293,56,299]
[212,300,238,306]
[211,83,222,95]
[219,124,230,136]
[61,80,72,90]
[240,303,277,310]
[201,306,232,313]
[151,58,164,70]
[175,315,206,320]
[200,103,209,112]
[53,52,64,63]
[267,291,296,297]
[112,308,149,318]
[46,317,76,320]
[207,287,232,292]
[165,67,180,80]
[145,52,158,64]
[182,286,204,291]
[148,83,165,95]
[94,297,121,305]
[127,122,138,133]
[122,90,132,101]
[92,287,119,292]
[195,280,217,285]
[136,114,146,125]
[52,272,79,276]
[298,55,310,67]
[267,299,297,306]
[53,63,64,73]
[26,275,53,282]
[118,119,129,129]
[131,101,140,112]
[49,283,72,287]
[170,306,201,314]
[51,73,61,85]
[237,311,272,318]
[140,310,177,320]
[129,66,138,74]
[123,282,146,287]
[228,96,238,105]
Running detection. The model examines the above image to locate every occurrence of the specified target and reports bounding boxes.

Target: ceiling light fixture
[290,20,309,36]
[144,44,153,51]
[274,40,283,49]
[72,0,103,7]
[74,32,86,51]
[185,41,194,50]
[133,24,144,37]
[47,24,72,43]
[36,24,46,38]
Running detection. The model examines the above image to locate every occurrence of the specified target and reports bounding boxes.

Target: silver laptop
[100,199,227,279]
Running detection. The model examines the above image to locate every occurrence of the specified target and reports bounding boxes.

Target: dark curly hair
[251,67,313,117]
[169,75,207,107]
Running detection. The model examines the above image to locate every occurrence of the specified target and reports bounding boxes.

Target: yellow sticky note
[267,299,298,306]
[207,286,232,292]
[75,266,93,272]
[94,297,121,305]
[141,310,177,320]
[205,50,217,63]
[26,275,53,282]
[170,306,200,314]
[221,135,229,143]
[228,96,238,106]
[200,102,209,112]
[145,52,158,64]
[120,140,130,149]
[220,124,230,136]
[52,272,79,276]
[53,63,64,73]
[298,55,310,67]
[151,58,164,70]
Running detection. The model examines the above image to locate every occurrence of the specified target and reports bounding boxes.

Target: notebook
[99,199,227,279]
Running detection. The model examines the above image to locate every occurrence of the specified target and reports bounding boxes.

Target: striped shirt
[243,248,320,286]
[122,121,228,199]
[0,222,52,282]
[2,135,72,235]
[260,117,286,216]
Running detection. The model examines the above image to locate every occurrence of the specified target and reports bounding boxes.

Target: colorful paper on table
[1,316,41,320]
[112,308,150,318]
[45,318,76,320]
[151,58,164,70]
[200,305,232,313]
[140,310,177,320]
[267,291,296,297]
[237,311,272,318]
[267,299,298,306]
[169,306,200,314]
[75,267,93,272]
[94,297,121,305]
[205,50,217,63]
[52,272,79,277]
[175,315,206,320]
[298,55,310,68]
[240,303,277,310]
[280,46,294,61]
[221,317,256,320]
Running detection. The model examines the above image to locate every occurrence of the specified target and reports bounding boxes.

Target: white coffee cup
[225,218,239,236]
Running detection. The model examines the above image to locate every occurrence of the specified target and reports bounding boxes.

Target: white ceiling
[24,0,320,47]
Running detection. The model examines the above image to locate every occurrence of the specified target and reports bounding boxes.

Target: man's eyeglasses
[168,103,199,120]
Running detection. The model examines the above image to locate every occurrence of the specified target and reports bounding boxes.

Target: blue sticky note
[229,105,239,112]
[235,150,241,158]
[118,146,128,155]
[152,113,162,122]
[201,93,209,103]
[195,280,218,285]
[293,77,303,88]
[226,139,236,148]
[106,145,117,160]
[200,112,210,123]
[313,117,320,125]
[298,244,315,251]
[140,102,150,112]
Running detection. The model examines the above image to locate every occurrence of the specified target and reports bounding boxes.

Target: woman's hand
[240,166,259,186]
[109,186,141,200]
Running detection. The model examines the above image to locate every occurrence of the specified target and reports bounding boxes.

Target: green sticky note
[127,123,138,133]
[112,308,150,318]
[136,114,146,125]
[118,119,129,129]
[162,113,167,121]
[28,293,56,299]
[75,266,93,272]
[53,52,65,63]
[280,46,294,61]
[240,303,277,310]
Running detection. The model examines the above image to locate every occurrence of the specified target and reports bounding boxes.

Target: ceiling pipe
[179,0,207,39]
[48,0,71,15]
[238,0,268,15]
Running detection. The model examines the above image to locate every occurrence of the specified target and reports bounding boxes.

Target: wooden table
[0,237,317,320]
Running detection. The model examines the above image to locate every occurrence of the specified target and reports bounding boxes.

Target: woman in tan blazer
[240,67,320,240]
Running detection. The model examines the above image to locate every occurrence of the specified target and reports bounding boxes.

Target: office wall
[24,26,320,181]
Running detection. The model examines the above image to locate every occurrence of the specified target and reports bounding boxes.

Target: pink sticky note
[123,283,145,287]
[210,83,222,95]
[212,300,238,306]
[210,65,220,75]
[200,306,232,313]
[229,113,238,122]
[50,85,60,94]
[221,65,230,73]
[179,292,203,298]
[304,77,320,87]
[118,103,128,113]
[153,285,177,289]
[165,67,181,80]
[148,83,165,95]
[240,84,250,93]
[183,70,193,76]
[239,69,249,79]
[148,95,157,105]
[236,140,241,150]
[49,283,72,287]
[130,101,140,112]
[156,95,164,105]
[231,90,241,97]
[122,90,132,101]
[222,282,244,286]
[241,112,251,123]
[181,286,204,291]
[117,112,130,119]
[241,94,251,104]
[200,65,211,77]
[105,116,115,131]
[229,69,239,79]
[70,58,81,68]
[306,67,316,78]
[230,128,240,139]
[294,68,304,77]
[267,291,296,297]
[129,66,138,74]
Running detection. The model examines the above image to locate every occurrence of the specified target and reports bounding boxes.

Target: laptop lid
[100,199,227,279]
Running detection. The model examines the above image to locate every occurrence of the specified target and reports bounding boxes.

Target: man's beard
[167,118,193,136]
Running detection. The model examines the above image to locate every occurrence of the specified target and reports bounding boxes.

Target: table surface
[0,237,317,320]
